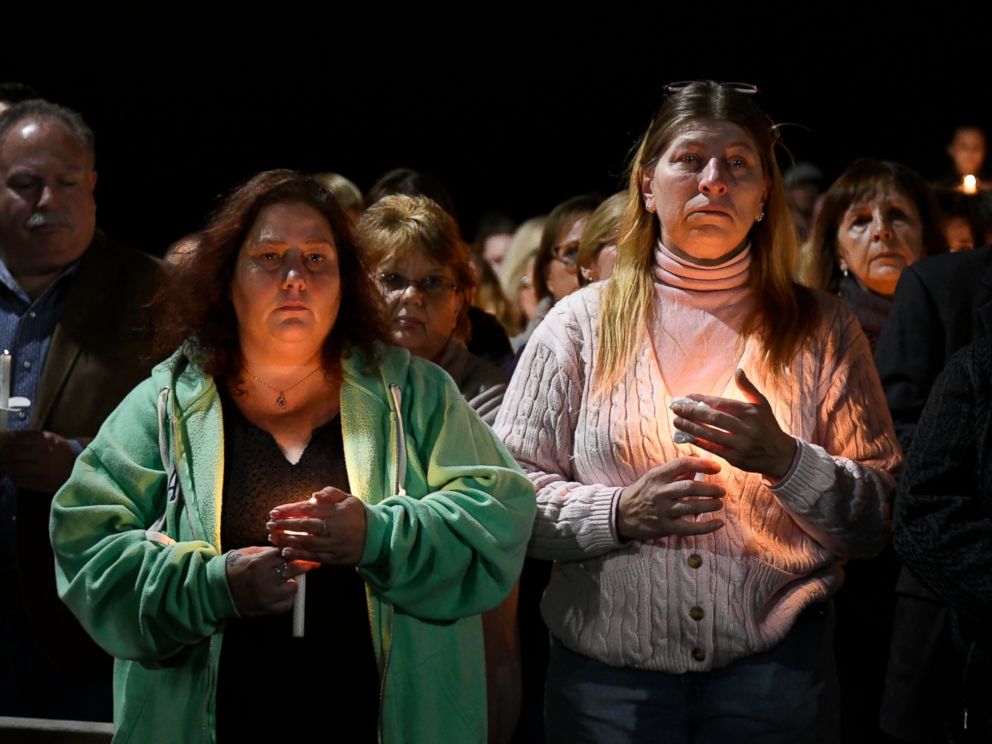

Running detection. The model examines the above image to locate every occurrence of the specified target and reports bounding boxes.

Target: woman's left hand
[670,368,797,481]
[267,486,367,566]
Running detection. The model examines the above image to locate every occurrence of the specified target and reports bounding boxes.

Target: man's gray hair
[0,99,95,165]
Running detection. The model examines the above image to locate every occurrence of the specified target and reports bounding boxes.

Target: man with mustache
[0,99,163,721]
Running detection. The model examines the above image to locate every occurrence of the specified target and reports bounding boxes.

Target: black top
[215,390,378,743]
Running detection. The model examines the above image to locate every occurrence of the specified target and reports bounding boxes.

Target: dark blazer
[875,243,992,451]
[16,231,165,673]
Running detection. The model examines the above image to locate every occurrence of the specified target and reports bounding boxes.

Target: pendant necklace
[248,366,323,409]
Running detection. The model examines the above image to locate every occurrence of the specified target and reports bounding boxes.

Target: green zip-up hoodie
[50,344,535,743]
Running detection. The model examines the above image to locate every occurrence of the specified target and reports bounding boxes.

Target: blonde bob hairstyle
[357,194,476,341]
[596,81,819,390]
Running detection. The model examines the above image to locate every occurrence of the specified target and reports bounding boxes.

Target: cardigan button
[687,553,703,569]
[691,647,706,662]
[689,606,704,621]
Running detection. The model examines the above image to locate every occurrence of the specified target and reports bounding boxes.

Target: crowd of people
[1,79,990,743]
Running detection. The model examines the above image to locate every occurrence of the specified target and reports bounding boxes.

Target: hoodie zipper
[388,384,407,497]
[374,383,408,739]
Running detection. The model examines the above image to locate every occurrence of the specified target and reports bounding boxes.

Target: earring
[646,202,655,213]
[755,210,765,223]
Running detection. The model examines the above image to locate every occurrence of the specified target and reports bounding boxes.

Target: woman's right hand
[224,546,315,617]
[617,457,726,541]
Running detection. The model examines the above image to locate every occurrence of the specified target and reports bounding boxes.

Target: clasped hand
[669,368,796,481]
[266,486,367,566]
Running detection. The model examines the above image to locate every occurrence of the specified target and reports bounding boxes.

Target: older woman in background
[578,192,625,285]
[357,194,508,425]
[496,82,900,743]
[809,159,946,348]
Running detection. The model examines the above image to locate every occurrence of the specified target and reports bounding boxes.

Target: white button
[28,311,37,319]
[18,411,26,419]
[22,360,31,369]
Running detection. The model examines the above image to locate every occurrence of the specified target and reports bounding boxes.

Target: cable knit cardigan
[494,281,901,672]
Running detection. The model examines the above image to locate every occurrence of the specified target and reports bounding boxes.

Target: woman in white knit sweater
[494,82,901,743]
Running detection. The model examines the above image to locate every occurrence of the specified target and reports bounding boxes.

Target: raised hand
[670,368,797,481]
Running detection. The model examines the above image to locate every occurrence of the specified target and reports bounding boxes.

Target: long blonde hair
[596,81,818,391]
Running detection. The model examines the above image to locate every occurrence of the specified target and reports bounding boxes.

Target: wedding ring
[275,562,289,583]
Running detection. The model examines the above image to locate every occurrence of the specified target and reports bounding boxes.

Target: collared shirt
[0,257,79,560]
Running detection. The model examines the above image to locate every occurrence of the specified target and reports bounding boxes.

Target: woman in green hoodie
[49,170,535,743]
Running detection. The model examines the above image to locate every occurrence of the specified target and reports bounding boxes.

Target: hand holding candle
[224,546,313,617]
[267,486,367,566]
[670,368,798,481]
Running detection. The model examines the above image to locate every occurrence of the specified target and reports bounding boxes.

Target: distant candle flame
[963,175,978,194]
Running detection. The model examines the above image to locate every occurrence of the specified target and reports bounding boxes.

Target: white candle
[963,175,978,195]
[0,350,10,433]
[292,573,306,637]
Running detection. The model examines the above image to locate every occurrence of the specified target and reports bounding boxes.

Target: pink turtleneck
[651,241,754,397]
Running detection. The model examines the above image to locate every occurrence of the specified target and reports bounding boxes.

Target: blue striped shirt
[0,257,78,558]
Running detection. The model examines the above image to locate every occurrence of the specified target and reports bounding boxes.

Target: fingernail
[670,396,693,411]
[269,510,279,518]
[265,521,275,530]
[267,534,275,543]
[674,431,694,444]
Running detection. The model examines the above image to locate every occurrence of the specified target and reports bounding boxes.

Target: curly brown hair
[153,170,388,378]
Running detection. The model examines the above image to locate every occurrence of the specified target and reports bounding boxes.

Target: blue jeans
[545,603,839,744]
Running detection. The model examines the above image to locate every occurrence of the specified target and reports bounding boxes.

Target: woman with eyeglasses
[512,195,601,352]
[495,81,900,742]
[358,194,509,426]
[357,193,522,743]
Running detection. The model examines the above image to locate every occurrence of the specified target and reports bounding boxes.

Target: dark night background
[2,3,987,254]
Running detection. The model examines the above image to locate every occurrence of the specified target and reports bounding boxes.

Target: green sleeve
[358,363,535,620]
[50,378,237,663]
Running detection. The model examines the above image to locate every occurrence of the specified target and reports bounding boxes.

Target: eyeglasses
[551,243,580,273]
[663,81,760,95]
[378,272,457,299]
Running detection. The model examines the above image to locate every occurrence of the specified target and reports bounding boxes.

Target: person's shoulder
[948,335,992,383]
[794,285,870,363]
[536,283,605,344]
[905,245,992,288]
[804,285,856,332]
[348,342,458,404]
[552,282,606,318]
[446,342,509,390]
[89,231,166,276]
[79,231,166,308]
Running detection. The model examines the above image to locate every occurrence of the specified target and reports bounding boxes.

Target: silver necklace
[248,366,322,409]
